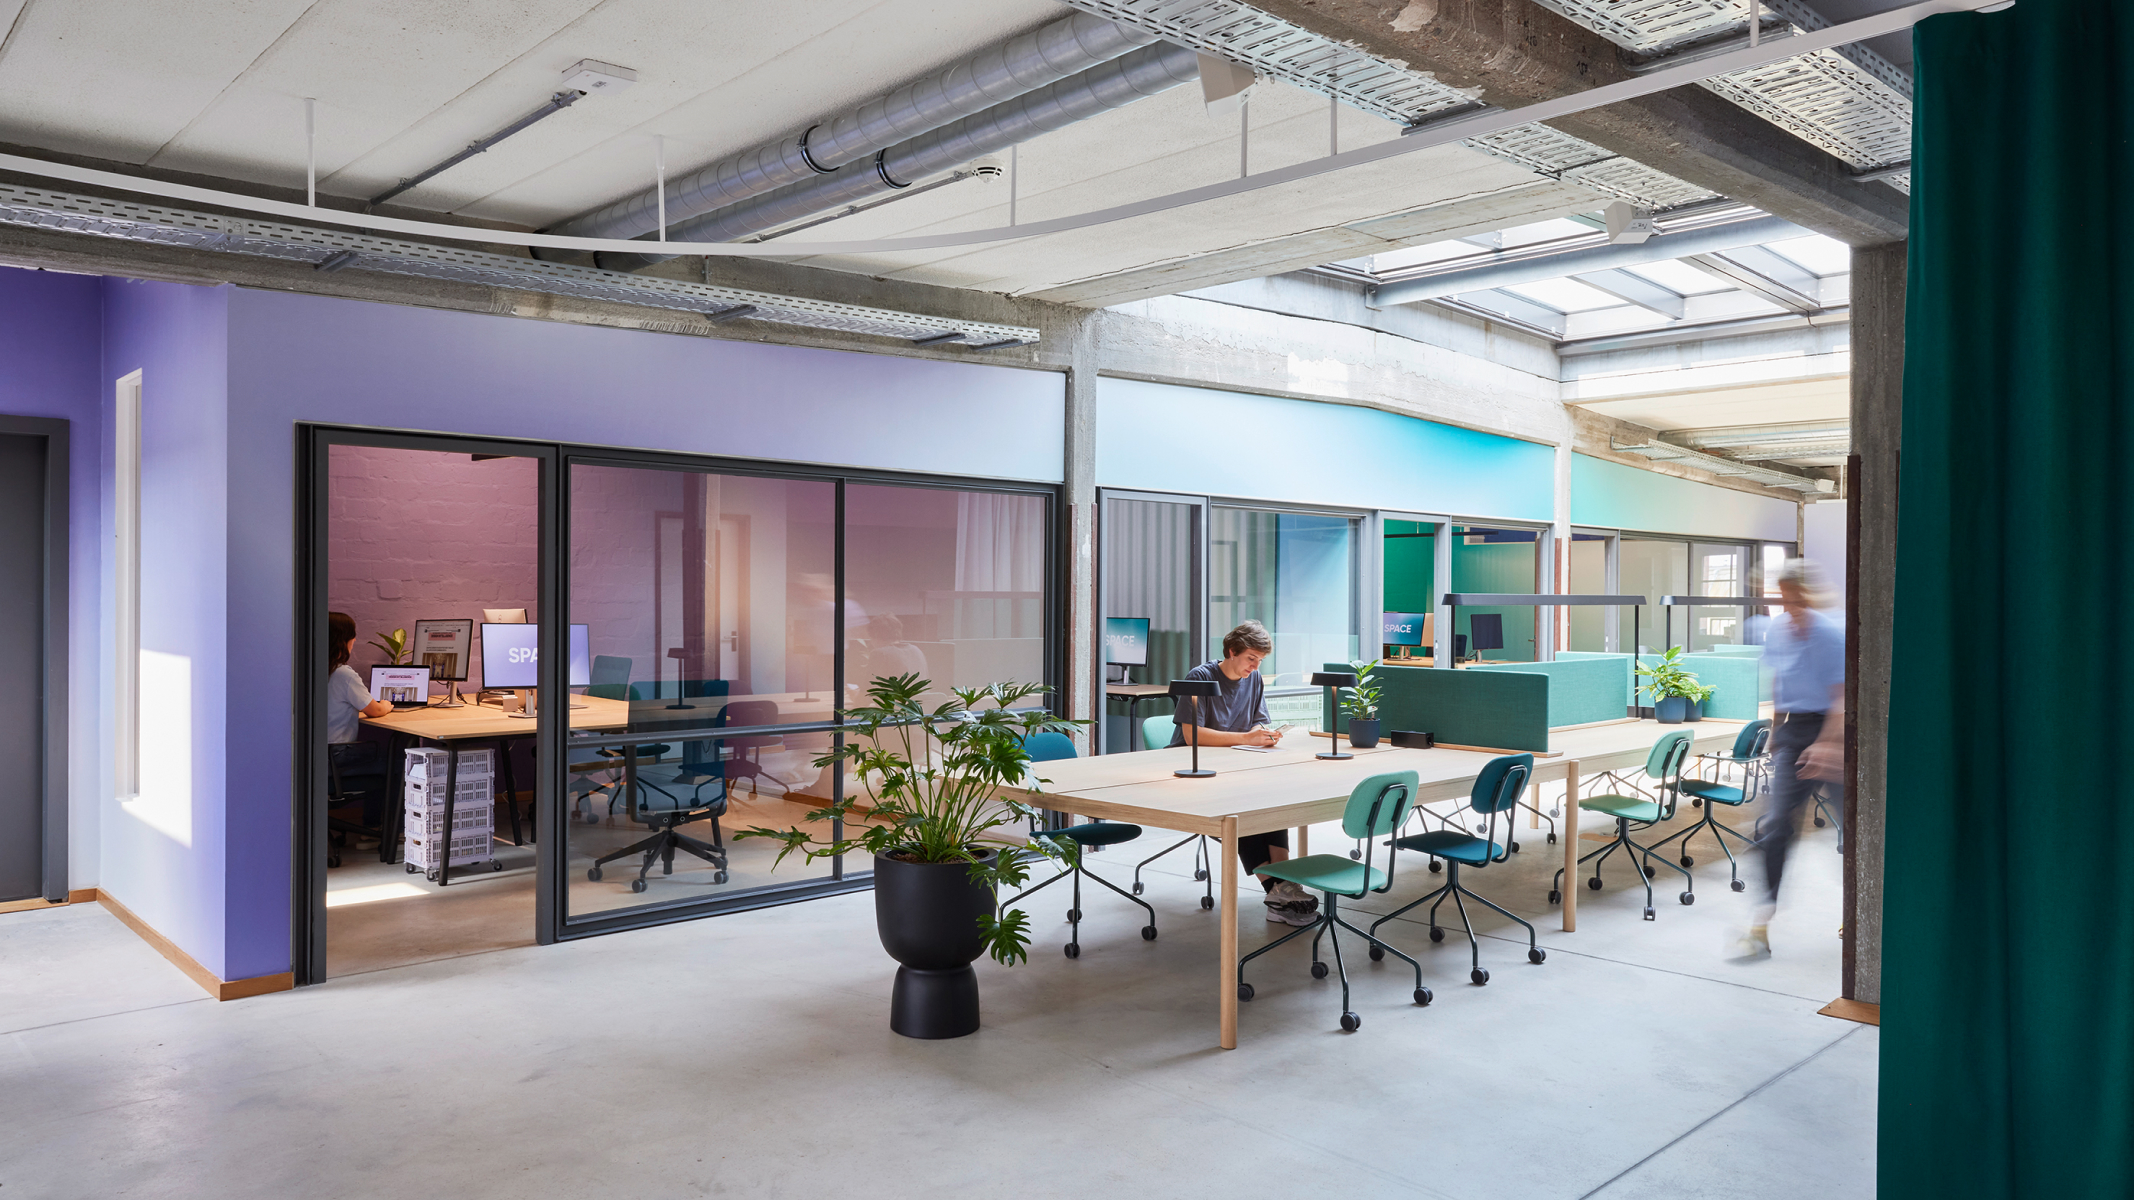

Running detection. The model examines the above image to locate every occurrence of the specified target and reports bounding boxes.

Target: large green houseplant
[738,673,1085,1038]
[1635,646,1711,723]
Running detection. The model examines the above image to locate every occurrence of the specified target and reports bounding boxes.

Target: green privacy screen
[1324,662,1548,752]
[1883,3,2134,1197]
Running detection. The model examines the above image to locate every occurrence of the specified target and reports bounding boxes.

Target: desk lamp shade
[1311,671,1358,761]
[1168,678,1219,778]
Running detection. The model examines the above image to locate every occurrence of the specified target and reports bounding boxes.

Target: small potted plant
[368,627,410,665]
[1685,682,1718,722]
[1635,646,1703,724]
[738,674,1083,1040]
[1340,659,1384,748]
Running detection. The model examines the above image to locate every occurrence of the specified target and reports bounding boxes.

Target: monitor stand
[433,679,466,709]
[1106,663,1131,685]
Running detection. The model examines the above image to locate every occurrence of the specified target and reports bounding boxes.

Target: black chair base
[1237,892,1431,1030]
[588,814,729,892]
[1648,805,1756,891]
[1131,833,1215,909]
[1370,861,1541,983]
[1551,816,1693,919]
[1002,857,1156,957]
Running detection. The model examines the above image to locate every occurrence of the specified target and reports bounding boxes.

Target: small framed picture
[410,619,475,683]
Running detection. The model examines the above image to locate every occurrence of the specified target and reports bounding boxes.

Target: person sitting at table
[326,611,396,839]
[1168,620,1312,926]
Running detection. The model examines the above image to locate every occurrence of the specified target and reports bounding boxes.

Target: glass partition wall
[1100,494,1203,753]
[561,456,1054,931]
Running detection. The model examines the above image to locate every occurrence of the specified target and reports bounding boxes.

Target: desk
[361,696,630,882]
[1104,683,1172,751]
[994,719,1745,1049]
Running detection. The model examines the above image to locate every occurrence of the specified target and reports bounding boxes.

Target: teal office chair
[1129,712,1214,910]
[1650,718,1770,893]
[1370,754,1544,985]
[586,739,730,892]
[1238,771,1431,1032]
[1550,730,1695,920]
[999,731,1158,958]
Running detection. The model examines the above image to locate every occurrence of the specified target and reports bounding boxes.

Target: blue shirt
[1764,609,1844,713]
[1167,660,1270,746]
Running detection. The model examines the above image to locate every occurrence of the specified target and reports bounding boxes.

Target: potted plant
[368,626,411,665]
[1685,682,1718,723]
[737,674,1084,1040]
[1636,646,1703,724]
[1340,659,1384,748]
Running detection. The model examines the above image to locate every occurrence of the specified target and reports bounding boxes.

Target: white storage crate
[404,747,494,783]
[404,828,493,870]
[406,774,494,811]
[404,801,493,839]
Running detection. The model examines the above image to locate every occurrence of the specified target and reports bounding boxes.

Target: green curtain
[1884,2,2134,1195]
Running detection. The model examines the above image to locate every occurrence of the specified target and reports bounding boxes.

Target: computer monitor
[409,619,473,682]
[480,623,591,690]
[1468,612,1505,656]
[1381,612,1428,648]
[1104,617,1150,665]
[369,665,432,708]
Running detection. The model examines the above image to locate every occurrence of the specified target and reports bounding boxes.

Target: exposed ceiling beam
[1612,436,1835,491]
[1568,268,1685,319]
[1444,289,1568,338]
[1372,214,1804,307]
[1247,0,1914,245]
[1684,251,1820,313]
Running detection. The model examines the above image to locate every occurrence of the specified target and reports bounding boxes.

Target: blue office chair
[1551,730,1695,920]
[573,655,671,824]
[1128,713,1215,910]
[1370,754,1544,985]
[583,678,735,893]
[999,731,1158,958]
[1650,718,1770,893]
[1238,771,1430,1032]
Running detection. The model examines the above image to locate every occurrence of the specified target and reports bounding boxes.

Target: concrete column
[1846,240,1905,1005]
[1063,315,1099,752]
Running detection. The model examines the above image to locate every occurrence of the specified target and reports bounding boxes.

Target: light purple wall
[0,266,104,888]
[100,278,233,976]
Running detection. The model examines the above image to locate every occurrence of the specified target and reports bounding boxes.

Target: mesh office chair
[1370,754,1545,985]
[1650,718,1770,893]
[572,655,671,825]
[1238,770,1430,1032]
[999,731,1158,958]
[1128,713,1215,910]
[325,741,390,868]
[1551,730,1695,920]
[585,740,730,892]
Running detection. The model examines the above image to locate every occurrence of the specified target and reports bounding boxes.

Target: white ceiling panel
[1574,376,1850,431]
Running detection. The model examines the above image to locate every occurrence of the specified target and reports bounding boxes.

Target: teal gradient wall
[1571,453,1799,541]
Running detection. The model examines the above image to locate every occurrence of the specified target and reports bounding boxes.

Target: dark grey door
[0,433,46,902]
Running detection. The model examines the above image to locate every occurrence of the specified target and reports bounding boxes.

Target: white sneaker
[1266,903,1319,926]
[1264,880,1314,908]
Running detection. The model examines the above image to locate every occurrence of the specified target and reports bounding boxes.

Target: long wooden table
[997,719,1747,1049]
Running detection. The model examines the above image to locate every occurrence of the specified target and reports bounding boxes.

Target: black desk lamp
[1168,678,1219,778]
[1310,670,1359,760]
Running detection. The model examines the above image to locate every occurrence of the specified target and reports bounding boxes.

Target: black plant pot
[1654,696,1688,724]
[874,849,997,1039]
[1346,718,1382,749]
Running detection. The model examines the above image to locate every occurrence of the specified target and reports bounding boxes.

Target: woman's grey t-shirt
[327,664,373,745]
[1167,661,1271,746]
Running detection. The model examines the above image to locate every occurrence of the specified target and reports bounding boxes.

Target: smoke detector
[560,59,638,95]
[968,155,1007,181]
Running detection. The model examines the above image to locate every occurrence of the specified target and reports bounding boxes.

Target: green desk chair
[1237,771,1431,1033]
[1550,730,1695,920]
[999,731,1158,958]
[1129,713,1214,910]
[1651,718,1770,893]
[1369,754,1544,985]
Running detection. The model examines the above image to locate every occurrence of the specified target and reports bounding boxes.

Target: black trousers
[1240,830,1288,891]
[1761,711,1842,906]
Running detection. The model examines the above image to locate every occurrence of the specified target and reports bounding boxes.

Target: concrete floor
[0,787,1871,1199]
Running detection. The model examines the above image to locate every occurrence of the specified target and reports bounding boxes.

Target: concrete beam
[1248,0,1911,246]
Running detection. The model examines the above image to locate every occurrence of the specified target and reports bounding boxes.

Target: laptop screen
[369,665,432,705]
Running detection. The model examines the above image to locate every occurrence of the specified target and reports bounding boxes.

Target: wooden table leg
[1296,824,1309,857]
[1562,760,1581,933]
[1220,815,1239,1050]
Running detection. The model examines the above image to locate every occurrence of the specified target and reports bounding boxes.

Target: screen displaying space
[480,623,590,689]
[1382,612,1427,647]
[1104,616,1150,665]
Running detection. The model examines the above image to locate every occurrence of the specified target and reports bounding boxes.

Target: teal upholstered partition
[1468,657,1633,727]
[1679,653,1763,719]
[1324,662,1549,752]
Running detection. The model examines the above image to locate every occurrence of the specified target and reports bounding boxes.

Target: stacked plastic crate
[403,748,496,874]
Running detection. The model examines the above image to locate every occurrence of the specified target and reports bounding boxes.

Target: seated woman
[1167,620,1312,925]
[326,611,396,832]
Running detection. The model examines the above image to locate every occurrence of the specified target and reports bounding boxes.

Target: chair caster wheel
[1692,799,1702,808]
[1471,968,1489,986]
[1238,983,1255,1001]
[1428,861,1442,873]
[1730,879,1745,892]
[1194,869,1208,881]
[1064,943,1080,959]
[1547,889,1561,905]
[1680,891,1695,905]
[1067,908,1081,922]
[1340,1012,1361,1033]
[1837,843,1845,855]
[1814,817,1827,828]
[1642,865,1656,879]
[1529,948,1546,965]
[1200,895,1214,910]
[630,879,647,893]
[1310,961,1330,979]
[491,861,503,872]
[1141,925,1157,941]
[1428,926,1444,943]
[327,854,341,868]
[1643,906,1656,920]
[713,870,729,884]
[1588,877,1603,891]
[1349,850,1362,861]
[1132,881,1144,895]
[1680,855,1694,867]
[1510,841,1521,853]
[407,863,419,874]
[1413,987,1432,1006]
[1368,944,1385,961]
[1547,833,1557,844]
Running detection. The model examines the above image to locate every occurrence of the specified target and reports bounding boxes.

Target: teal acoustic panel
[1327,661,1549,752]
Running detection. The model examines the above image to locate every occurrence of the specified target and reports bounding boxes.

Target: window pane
[1103,498,1198,751]
[1691,542,1751,651]
[1208,508,1358,687]
[1620,537,1688,654]
[1569,535,1609,651]
[1450,525,1539,662]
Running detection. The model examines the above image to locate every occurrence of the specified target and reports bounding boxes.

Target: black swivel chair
[326,741,390,867]
[998,732,1157,958]
[721,699,787,796]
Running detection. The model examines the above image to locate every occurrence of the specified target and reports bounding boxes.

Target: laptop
[369,665,433,709]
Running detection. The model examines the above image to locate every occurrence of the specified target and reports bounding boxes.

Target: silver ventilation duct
[0,183,1038,345]
[611,40,1202,269]
[556,12,1157,242]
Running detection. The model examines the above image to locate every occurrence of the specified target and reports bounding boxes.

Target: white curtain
[954,492,1043,593]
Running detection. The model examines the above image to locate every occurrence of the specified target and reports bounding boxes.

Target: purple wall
[0,267,104,888]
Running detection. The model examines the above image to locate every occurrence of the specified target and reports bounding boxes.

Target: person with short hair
[1168,620,1315,925]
